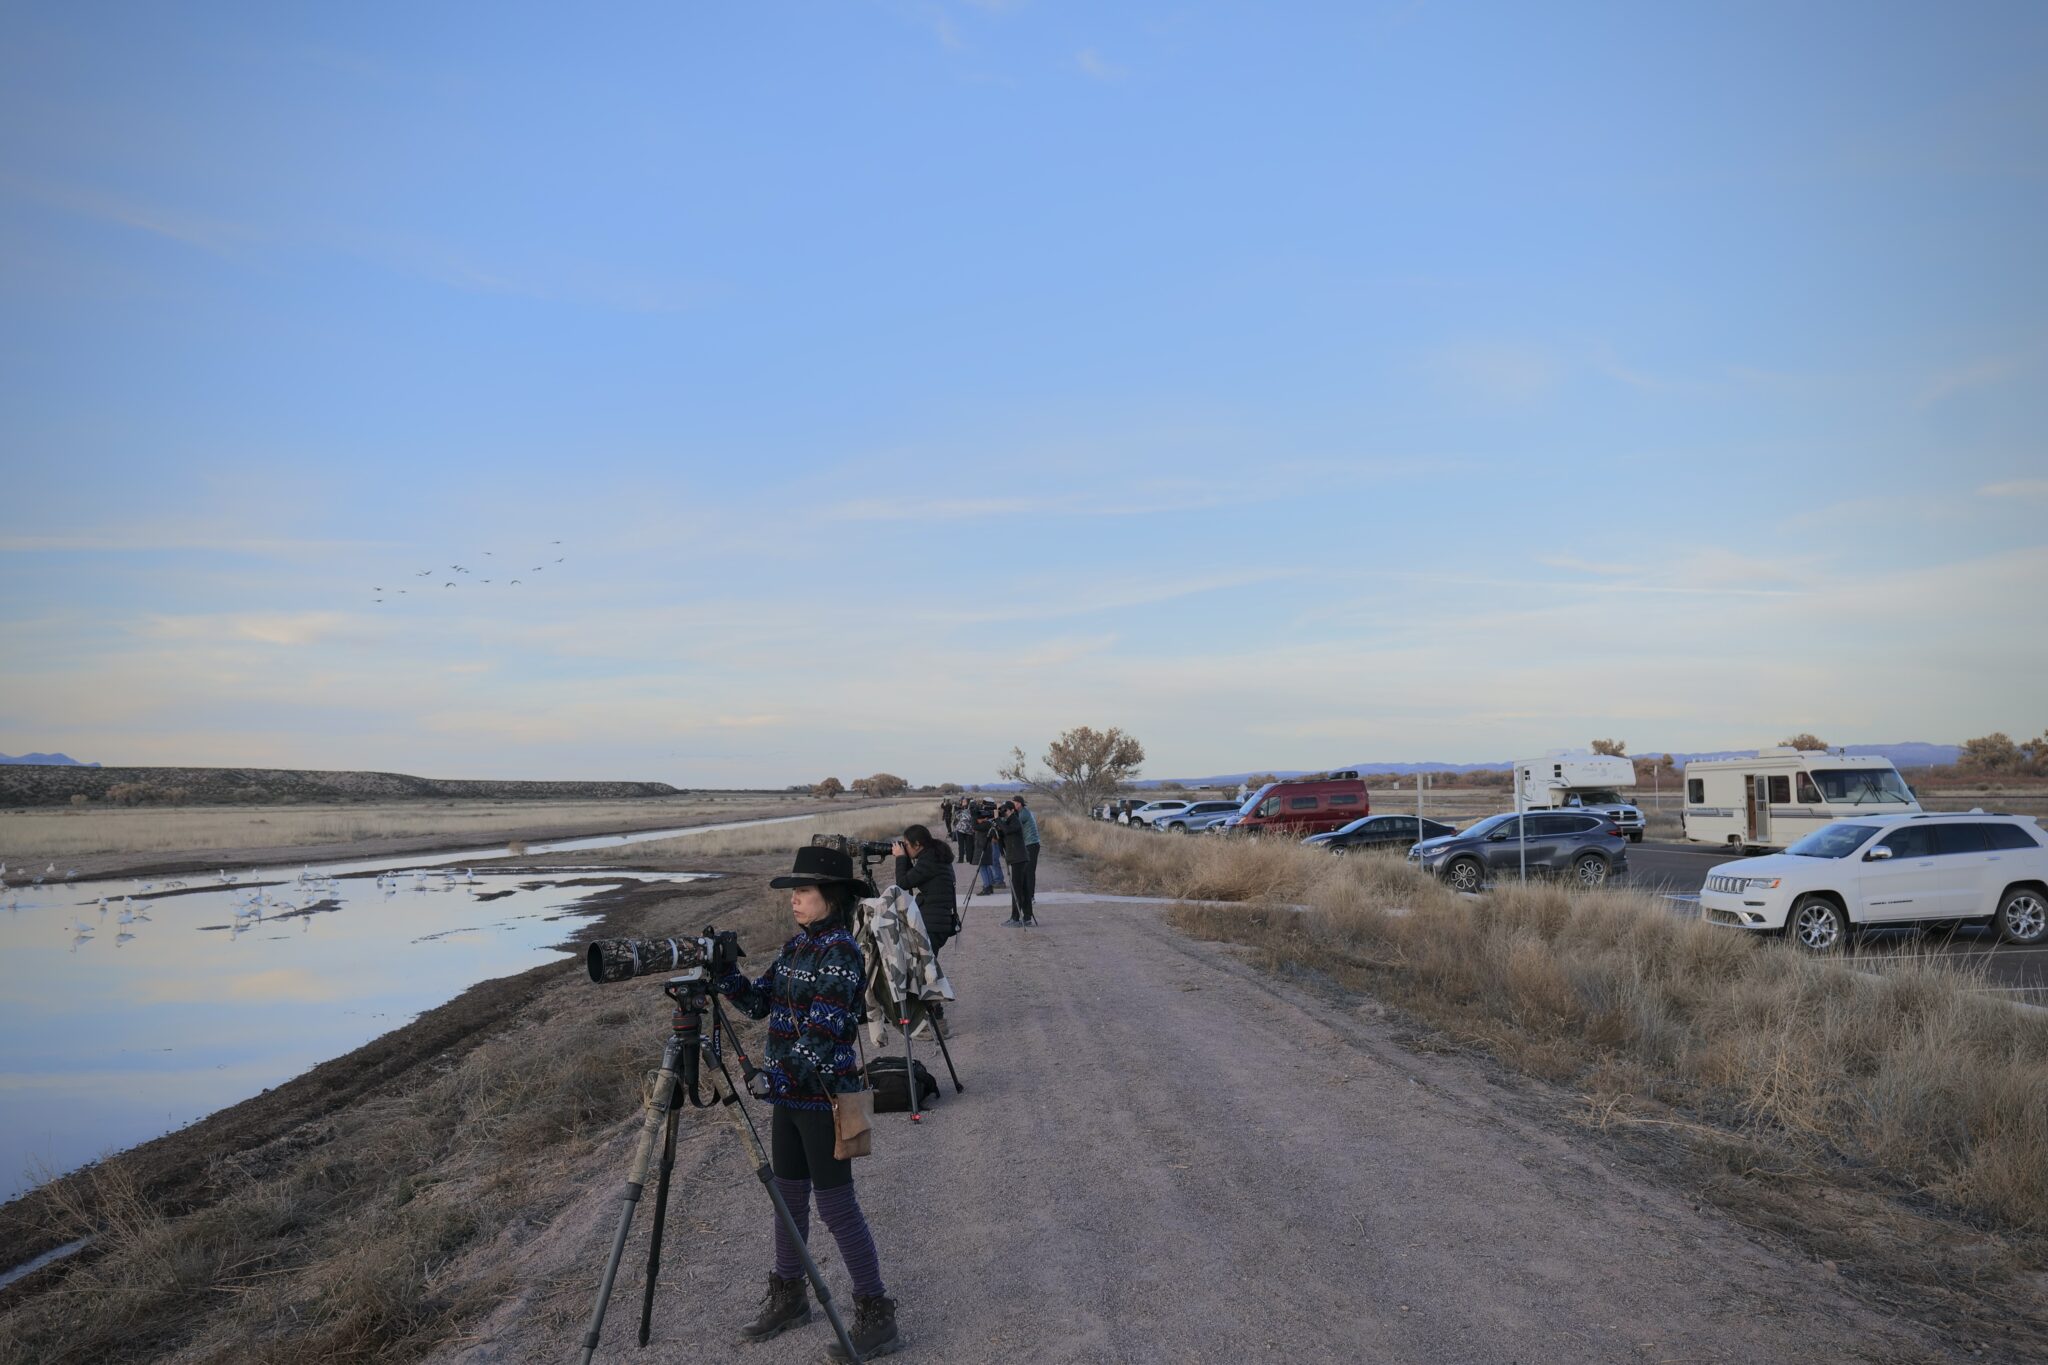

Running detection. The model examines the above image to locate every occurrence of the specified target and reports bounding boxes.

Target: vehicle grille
[1705,874,1748,894]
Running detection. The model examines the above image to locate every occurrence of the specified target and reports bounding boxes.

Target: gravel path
[439,853,1947,1364]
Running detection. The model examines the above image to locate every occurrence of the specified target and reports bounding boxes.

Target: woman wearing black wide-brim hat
[716,844,901,1359]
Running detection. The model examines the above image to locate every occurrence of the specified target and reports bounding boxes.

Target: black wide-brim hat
[769,844,864,890]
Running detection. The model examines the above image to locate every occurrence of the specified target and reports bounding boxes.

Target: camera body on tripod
[585,928,743,987]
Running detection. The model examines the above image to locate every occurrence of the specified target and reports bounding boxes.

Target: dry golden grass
[1051,815,2048,1237]
[0,794,851,860]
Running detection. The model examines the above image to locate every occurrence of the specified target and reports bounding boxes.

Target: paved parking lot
[1624,840,2048,1002]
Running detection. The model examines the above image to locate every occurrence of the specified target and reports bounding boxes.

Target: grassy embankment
[1052,814,2048,1348]
[0,803,929,1365]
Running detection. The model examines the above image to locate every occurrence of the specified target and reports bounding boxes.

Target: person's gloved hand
[745,1069,774,1101]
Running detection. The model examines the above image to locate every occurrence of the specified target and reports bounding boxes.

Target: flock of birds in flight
[372,541,567,603]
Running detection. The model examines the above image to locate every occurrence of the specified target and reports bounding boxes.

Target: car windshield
[1336,817,1376,835]
[1238,784,1275,814]
[1784,823,1879,858]
[1810,768,1913,805]
[1462,814,1512,838]
[1573,789,1622,804]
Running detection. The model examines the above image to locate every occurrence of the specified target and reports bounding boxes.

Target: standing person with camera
[716,845,902,1360]
[995,799,1036,926]
[892,824,960,955]
[970,801,1005,896]
[1014,795,1041,899]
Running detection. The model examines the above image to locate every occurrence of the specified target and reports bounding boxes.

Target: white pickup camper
[1681,749,1920,850]
[1513,752,1645,842]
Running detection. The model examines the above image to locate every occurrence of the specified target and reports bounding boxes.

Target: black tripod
[577,979,863,1364]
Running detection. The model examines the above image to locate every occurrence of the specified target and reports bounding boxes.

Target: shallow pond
[0,817,798,1203]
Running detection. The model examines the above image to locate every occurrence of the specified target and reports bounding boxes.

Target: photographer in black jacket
[994,799,1036,926]
[891,824,960,954]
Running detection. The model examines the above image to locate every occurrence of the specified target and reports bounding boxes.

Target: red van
[1233,771,1371,836]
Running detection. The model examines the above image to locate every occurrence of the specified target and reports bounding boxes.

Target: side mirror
[1487,830,1509,842]
[1866,846,1893,861]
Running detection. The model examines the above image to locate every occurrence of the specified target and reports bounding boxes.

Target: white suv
[1699,812,2048,952]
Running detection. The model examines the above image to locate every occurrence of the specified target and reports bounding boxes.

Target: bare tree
[1779,733,1829,751]
[1000,726,1145,810]
[1590,738,1627,757]
[813,776,845,799]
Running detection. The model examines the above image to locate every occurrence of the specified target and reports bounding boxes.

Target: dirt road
[438,853,1948,1364]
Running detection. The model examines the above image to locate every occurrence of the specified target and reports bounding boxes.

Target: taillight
[1606,825,1621,837]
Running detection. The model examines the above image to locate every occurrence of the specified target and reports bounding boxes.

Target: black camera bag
[864,1056,939,1112]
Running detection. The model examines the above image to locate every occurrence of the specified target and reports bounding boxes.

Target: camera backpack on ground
[864,1056,940,1113]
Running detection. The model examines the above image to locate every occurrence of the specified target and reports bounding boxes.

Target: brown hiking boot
[740,1273,809,1342]
[825,1293,900,1360]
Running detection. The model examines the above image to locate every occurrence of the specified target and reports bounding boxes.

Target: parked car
[1697,812,2048,951]
[1157,799,1244,832]
[1232,772,1371,837]
[1408,811,1629,891]
[1304,814,1459,853]
[1207,813,1246,835]
[1123,799,1191,828]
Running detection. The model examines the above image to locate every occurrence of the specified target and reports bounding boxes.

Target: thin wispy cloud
[1074,48,1126,81]
[1980,478,2048,499]
[0,173,255,255]
[1918,345,2039,408]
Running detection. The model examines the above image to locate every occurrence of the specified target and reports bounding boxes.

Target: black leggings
[771,1103,852,1190]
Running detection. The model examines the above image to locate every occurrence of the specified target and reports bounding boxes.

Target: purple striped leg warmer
[772,1176,811,1281]
[814,1183,885,1298]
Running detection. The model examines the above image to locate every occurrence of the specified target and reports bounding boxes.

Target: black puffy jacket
[894,843,960,939]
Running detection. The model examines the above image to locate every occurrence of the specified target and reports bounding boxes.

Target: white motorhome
[1514,752,1646,841]
[1681,749,1920,850]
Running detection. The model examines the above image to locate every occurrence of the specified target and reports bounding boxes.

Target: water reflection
[0,846,726,1202]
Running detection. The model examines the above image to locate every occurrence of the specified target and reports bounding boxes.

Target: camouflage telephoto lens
[585,936,706,984]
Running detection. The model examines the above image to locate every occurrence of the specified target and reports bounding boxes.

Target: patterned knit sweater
[717,923,866,1111]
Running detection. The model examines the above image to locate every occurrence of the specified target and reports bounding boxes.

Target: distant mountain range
[0,752,98,767]
[1153,743,1964,788]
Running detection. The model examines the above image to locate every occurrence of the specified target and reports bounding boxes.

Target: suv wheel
[1572,853,1610,886]
[1994,888,2048,945]
[1444,857,1484,892]
[1788,895,1849,953]
[1167,822,1186,833]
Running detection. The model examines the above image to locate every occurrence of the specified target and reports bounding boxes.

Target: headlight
[1748,877,1781,891]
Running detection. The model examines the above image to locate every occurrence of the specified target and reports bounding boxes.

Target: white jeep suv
[1699,812,2048,952]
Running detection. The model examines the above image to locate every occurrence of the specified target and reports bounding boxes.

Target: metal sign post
[1416,771,1425,837]
[1515,766,1528,881]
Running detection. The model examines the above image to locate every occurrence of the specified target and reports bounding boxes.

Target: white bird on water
[218,870,238,886]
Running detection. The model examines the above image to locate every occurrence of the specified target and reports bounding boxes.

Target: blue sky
[2,1,2044,786]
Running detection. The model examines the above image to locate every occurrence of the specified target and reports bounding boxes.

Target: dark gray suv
[1407,811,1629,892]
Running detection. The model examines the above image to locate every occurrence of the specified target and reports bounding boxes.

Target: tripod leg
[927,1003,964,1093]
[578,1044,681,1365]
[636,1101,681,1346]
